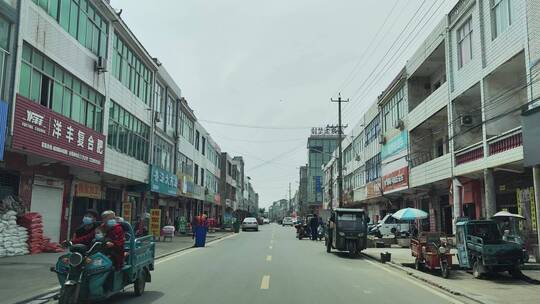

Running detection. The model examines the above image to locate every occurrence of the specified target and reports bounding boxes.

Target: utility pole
[288,182,292,215]
[331,93,349,208]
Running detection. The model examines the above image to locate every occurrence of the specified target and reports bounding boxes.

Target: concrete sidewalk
[363,247,540,304]
[0,231,231,304]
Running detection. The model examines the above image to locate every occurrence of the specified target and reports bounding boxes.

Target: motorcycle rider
[71,209,100,246]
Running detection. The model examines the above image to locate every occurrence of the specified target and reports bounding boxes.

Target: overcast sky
[112,0,457,208]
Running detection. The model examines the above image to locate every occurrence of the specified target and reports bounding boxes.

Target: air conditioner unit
[95,56,107,73]
[154,111,162,123]
[394,119,405,130]
[460,115,473,127]
[379,134,386,145]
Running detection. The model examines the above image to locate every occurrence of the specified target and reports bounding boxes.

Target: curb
[361,253,487,304]
[15,233,233,304]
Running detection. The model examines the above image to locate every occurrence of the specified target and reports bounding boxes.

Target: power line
[333,0,401,96]
[345,0,447,121]
[198,119,312,130]
[246,144,305,171]
[339,0,429,116]
[342,0,445,123]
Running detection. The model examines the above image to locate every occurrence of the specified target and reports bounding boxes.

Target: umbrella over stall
[391,208,428,221]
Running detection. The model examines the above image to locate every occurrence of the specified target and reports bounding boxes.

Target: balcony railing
[488,128,522,156]
[455,143,484,165]
[409,151,433,168]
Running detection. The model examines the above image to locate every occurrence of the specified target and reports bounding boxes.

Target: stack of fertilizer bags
[0,210,29,257]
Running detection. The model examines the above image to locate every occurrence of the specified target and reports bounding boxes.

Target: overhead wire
[342,0,446,123]
[339,0,430,117]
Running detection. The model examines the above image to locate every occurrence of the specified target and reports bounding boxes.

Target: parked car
[263,218,270,224]
[370,213,410,238]
[242,217,259,231]
[282,217,294,226]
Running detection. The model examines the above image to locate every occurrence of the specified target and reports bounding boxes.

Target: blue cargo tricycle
[51,222,155,303]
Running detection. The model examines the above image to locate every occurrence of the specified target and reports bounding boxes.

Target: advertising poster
[150,209,162,237]
[122,203,132,224]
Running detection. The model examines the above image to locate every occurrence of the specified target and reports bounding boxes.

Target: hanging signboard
[149,209,161,237]
[150,165,178,196]
[122,202,132,224]
[12,95,106,171]
[75,182,102,199]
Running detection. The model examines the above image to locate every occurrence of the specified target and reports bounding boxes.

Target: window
[19,44,104,131]
[177,152,193,176]
[166,94,175,133]
[457,18,473,68]
[195,130,200,151]
[491,0,511,39]
[0,17,9,99]
[179,110,194,144]
[107,100,150,162]
[31,0,108,57]
[365,115,380,146]
[382,87,405,132]
[154,82,165,129]
[200,167,205,186]
[366,154,381,182]
[201,137,206,156]
[153,136,173,172]
[194,164,199,184]
[112,32,153,104]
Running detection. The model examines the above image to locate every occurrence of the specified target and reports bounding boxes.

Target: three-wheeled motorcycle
[51,222,155,303]
[325,208,369,257]
[410,232,453,278]
[455,219,526,279]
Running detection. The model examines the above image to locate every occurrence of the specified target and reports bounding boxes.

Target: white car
[282,217,294,226]
[263,218,270,224]
[370,213,410,237]
[242,217,259,231]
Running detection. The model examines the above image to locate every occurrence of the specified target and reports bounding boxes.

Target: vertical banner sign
[0,100,8,160]
[315,176,322,193]
[122,203,132,224]
[530,187,537,232]
[516,189,524,231]
[149,209,161,237]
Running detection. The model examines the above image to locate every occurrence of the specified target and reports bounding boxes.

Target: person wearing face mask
[71,209,100,246]
[100,210,125,270]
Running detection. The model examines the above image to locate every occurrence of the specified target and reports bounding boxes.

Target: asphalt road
[101,224,465,304]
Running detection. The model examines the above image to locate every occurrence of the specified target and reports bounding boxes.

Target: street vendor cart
[411,232,453,278]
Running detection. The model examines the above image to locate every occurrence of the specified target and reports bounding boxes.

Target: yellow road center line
[260,275,270,289]
[266,255,272,262]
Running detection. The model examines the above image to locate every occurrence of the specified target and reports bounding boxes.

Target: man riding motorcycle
[71,209,100,246]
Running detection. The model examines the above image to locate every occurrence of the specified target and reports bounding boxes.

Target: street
[100,224,462,304]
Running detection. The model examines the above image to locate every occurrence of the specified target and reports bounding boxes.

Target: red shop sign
[382,167,409,193]
[12,95,106,171]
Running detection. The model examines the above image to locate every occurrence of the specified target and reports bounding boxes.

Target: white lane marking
[266,255,272,262]
[269,245,273,249]
[156,233,238,265]
[260,275,270,289]
[364,259,466,304]
[270,239,274,244]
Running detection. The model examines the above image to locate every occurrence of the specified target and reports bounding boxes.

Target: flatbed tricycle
[411,232,453,278]
[52,222,155,303]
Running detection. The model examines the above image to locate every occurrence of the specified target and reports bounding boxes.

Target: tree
[259,208,266,214]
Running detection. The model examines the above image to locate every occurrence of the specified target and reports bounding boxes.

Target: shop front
[149,165,178,230]
[70,181,104,236]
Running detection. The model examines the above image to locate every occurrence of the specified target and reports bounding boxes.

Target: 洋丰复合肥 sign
[12,95,106,171]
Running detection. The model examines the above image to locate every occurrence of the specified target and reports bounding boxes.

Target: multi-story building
[306,131,338,214]
[219,152,237,221]
[0,0,257,244]
[321,0,540,259]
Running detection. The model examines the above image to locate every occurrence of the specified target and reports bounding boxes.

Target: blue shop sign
[150,165,178,196]
[381,131,408,160]
[0,100,7,160]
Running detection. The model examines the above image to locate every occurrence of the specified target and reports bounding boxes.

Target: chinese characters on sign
[150,165,178,196]
[12,96,106,171]
[75,182,102,199]
[310,125,346,136]
[122,203,132,224]
[149,209,161,237]
[382,167,409,193]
